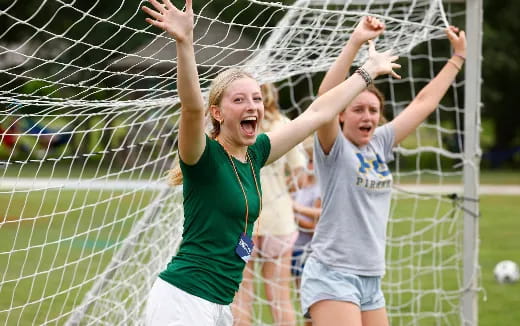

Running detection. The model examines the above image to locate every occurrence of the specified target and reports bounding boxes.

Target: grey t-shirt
[310,124,394,276]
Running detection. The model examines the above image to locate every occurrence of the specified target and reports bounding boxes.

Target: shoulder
[371,124,395,149]
[248,133,272,168]
[180,134,216,168]
[314,129,349,160]
[374,124,394,138]
[371,124,395,162]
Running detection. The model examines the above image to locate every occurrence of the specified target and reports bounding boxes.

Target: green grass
[1,190,519,325]
[253,195,520,325]
[478,195,520,326]
[0,190,154,325]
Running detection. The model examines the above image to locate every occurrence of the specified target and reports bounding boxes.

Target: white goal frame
[0,0,482,325]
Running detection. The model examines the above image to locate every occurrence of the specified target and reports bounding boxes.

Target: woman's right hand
[362,40,401,80]
[142,0,194,43]
[351,16,385,46]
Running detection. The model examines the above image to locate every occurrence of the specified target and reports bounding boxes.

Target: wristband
[453,53,466,60]
[447,59,462,71]
[355,67,373,87]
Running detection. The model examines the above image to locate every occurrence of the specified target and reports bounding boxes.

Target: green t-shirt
[159,133,271,305]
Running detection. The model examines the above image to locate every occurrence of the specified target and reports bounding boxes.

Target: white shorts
[145,278,233,326]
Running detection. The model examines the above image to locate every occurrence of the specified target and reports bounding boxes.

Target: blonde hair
[261,83,282,123]
[169,68,256,186]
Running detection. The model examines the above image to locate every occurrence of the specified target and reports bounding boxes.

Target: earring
[219,118,224,125]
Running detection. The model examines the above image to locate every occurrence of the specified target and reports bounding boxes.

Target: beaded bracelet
[355,67,372,87]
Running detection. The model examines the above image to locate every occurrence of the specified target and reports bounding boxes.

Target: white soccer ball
[493,260,520,284]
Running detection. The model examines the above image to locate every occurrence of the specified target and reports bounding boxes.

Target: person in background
[300,16,466,326]
[290,137,321,326]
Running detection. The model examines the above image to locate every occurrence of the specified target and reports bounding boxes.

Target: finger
[391,70,401,79]
[163,0,175,10]
[186,0,193,12]
[372,17,382,29]
[392,63,401,70]
[390,55,399,62]
[445,28,457,40]
[142,6,163,20]
[148,0,165,12]
[145,17,163,29]
[459,30,466,41]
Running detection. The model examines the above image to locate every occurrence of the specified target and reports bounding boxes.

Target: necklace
[217,138,262,234]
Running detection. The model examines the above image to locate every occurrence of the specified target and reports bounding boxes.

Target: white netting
[0,0,477,325]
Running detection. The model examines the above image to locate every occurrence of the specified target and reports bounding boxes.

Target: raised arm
[390,26,467,146]
[142,0,206,165]
[266,40,400,165]
[317,16,385,153]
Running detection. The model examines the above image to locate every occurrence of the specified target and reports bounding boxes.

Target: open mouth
[240,116,257,136]
[359,126,372,134]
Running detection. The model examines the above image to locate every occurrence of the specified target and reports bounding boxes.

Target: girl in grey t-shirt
[300,16,467,326]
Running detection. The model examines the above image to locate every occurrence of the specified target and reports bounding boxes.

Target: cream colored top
[254,115,306,236]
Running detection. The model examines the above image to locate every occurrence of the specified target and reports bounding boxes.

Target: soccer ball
[493,260,520,284]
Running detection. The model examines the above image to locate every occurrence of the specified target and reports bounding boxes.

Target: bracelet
[453,53,466,60]
[355,67,373,87]
[447,59,462,71]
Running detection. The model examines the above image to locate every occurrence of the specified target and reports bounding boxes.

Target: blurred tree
[2,0,515,164]
[482,0,520,166]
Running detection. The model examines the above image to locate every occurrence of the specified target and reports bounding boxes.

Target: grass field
[478,195,520,326]
[1,182,519,324]
[0,190,155,325]
[254,195,520,326]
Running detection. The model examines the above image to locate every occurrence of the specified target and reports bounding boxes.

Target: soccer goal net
[0,0,481,325]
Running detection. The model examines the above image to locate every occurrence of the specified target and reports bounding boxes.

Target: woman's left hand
[446,26,466,58]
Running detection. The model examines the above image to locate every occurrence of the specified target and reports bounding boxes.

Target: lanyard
[217,139,262,234]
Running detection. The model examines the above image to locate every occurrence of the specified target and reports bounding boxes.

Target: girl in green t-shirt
[141,0,400,325]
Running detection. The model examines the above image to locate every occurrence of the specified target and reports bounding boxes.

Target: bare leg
[362,308,389,326]
[309,300,362,326]
[232,259,255,326]
[262,249,296,326]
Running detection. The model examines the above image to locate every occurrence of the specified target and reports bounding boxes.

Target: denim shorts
[291,248,305,277]
[300,257,386,317]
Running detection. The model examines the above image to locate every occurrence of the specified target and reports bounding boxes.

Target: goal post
[0,0,482,325]
[461,0,483,325]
